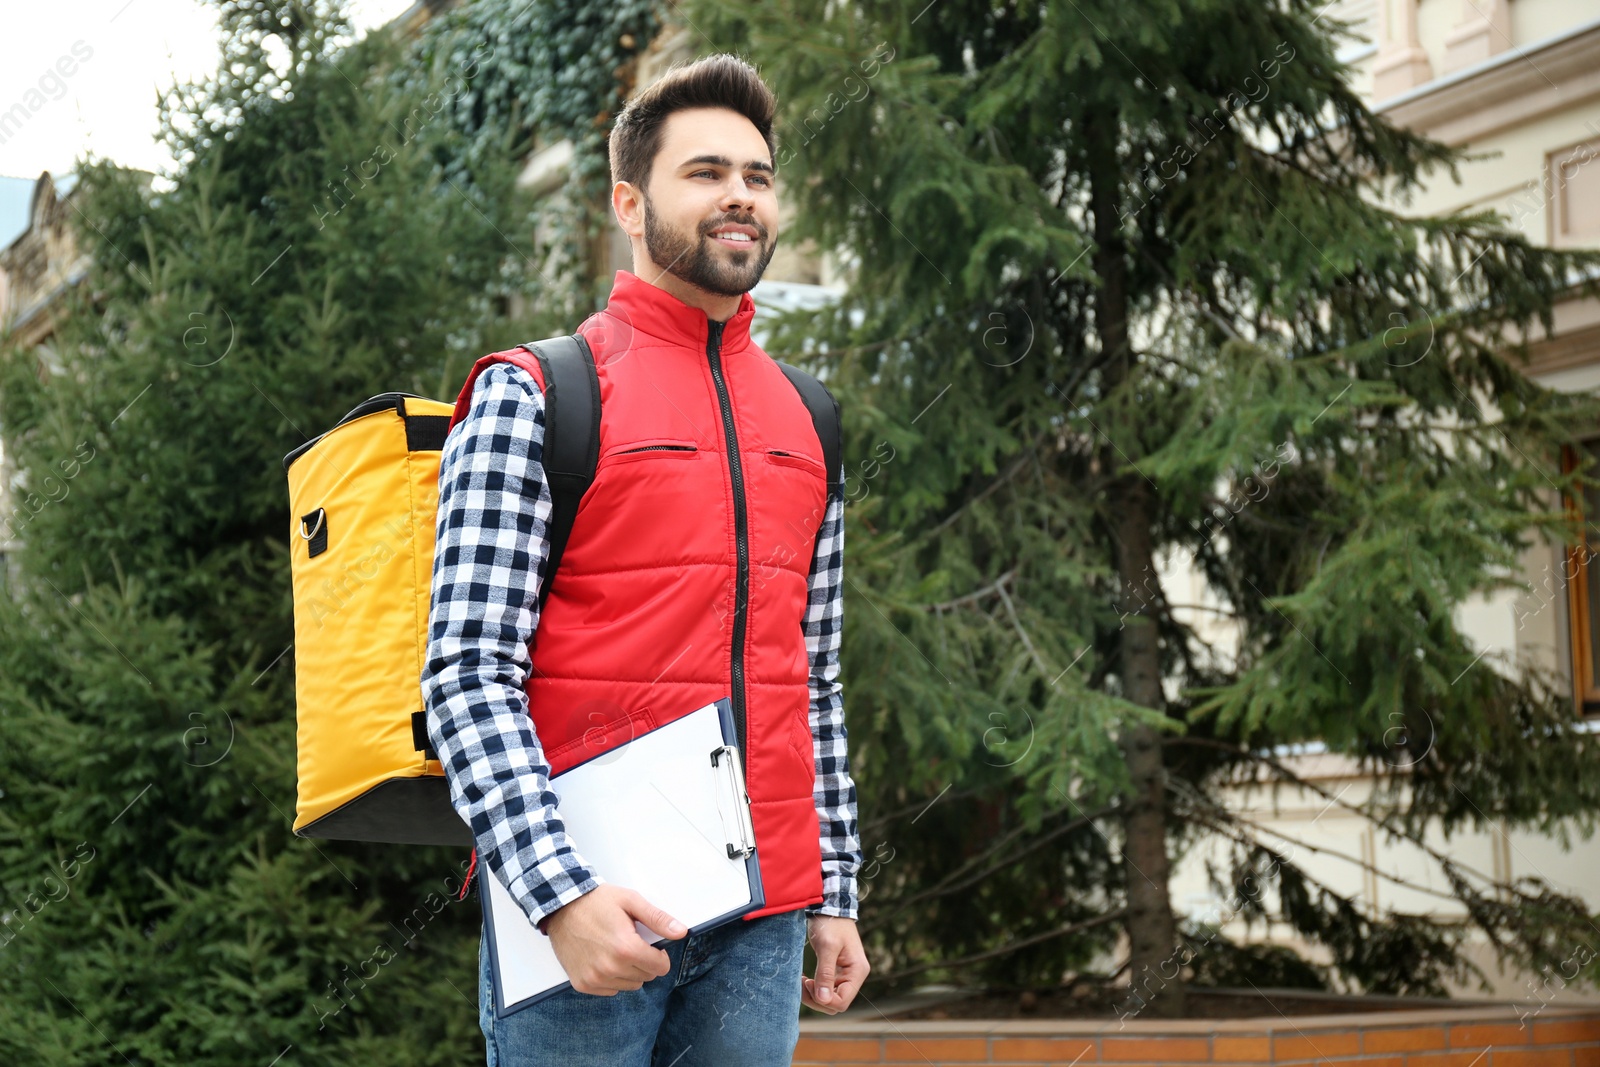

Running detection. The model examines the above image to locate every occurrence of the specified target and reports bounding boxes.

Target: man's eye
[749,176,771,187]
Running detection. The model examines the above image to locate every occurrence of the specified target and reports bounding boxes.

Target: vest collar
[603,269,756,354]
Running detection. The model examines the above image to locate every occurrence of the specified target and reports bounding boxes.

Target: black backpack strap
[776,363,843,498]
[518,334,600,614]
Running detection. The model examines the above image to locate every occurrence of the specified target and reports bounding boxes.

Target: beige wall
[1357,0,1600,100]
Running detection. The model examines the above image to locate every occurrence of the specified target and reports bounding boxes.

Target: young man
[421,53,868,1066]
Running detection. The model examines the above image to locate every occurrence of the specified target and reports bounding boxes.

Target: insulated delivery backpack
[283,335,842,847]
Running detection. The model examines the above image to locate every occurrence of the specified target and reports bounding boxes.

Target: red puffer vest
[449,270,827,919]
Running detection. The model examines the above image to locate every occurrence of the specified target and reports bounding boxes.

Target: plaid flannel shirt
[421,361,861,928]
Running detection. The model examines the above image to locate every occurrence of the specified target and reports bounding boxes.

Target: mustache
[701,215,767,240]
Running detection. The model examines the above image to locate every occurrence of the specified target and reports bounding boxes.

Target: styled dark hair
[608,53,777,192]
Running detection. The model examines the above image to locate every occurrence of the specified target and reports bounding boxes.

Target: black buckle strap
[411,711,437,760]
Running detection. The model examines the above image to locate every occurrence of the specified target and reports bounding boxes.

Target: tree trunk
[1111,495,1186,1019]
[1086,115,1187,1019]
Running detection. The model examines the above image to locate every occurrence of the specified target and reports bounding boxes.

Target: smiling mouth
[709,232,759,248]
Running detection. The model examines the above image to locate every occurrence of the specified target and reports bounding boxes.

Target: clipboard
[479,696,765,1018]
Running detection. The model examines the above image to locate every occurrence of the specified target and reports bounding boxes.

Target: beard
[643,193,777,298]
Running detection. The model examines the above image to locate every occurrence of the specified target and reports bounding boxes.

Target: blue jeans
[478,908,806,1066]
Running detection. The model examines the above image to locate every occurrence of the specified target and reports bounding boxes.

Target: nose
[720,173,757,215]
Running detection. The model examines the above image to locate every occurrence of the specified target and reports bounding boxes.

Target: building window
[1562,438,1600,711]
[1548,138,1600,249]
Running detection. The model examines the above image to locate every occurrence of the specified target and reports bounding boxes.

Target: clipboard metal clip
[710,744,757,860]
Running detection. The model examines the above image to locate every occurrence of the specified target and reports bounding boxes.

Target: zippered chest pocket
[602,439,702,466]
[764,448,825,475]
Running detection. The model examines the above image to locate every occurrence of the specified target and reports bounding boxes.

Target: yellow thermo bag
[283,393,471,846]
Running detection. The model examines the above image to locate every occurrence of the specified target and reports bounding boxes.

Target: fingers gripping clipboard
[479,697,765,1018]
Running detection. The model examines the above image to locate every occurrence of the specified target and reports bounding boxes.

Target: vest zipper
[704,319,749,775]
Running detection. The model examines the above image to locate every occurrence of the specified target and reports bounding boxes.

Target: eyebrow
[679,154,775,176]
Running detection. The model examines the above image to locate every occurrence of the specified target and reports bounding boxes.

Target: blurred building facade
[1165,0,1600,1004]
[0,170,99,576]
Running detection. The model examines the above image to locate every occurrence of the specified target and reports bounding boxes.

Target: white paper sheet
[482,699,760,1014]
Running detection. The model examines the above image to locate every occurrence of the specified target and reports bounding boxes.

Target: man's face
[638,107,779,298]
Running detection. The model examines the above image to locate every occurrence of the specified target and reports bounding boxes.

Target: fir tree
[0,1,545,1061]
[690,0,1600,1014]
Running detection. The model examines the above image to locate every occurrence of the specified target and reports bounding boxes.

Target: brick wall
[792,1005,1600,1066]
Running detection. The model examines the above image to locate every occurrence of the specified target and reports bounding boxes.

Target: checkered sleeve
[803,470,862,920]
[420,361,604,928]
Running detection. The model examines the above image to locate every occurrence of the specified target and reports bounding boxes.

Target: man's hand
[803,914,869,1014]
[545,884,687,996]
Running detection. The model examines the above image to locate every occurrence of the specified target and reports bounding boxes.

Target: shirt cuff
[806,872,859,920]
[519,870,605,934]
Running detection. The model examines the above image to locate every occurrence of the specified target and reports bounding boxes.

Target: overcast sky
[0,0,416,182]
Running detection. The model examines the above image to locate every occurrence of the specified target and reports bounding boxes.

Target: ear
[613,180,645,238]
